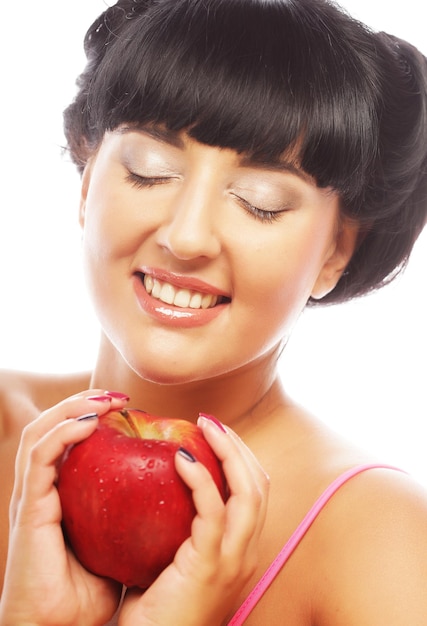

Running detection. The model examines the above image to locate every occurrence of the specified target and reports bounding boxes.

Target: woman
[1,0,427,624]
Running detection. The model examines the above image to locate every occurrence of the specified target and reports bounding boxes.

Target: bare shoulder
[312,466,427,625]
[0,368,91,435]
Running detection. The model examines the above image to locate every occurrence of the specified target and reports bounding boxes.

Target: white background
[0,1,426,483]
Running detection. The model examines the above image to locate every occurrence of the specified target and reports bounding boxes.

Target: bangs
[86,0,380,204]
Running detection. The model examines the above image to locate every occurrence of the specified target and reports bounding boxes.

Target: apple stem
[120,409,141,438]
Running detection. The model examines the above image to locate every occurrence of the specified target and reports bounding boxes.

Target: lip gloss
[132,275,228,328]
[138,267,228,297]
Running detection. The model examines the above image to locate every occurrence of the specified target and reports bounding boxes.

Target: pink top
[227,463,404,625]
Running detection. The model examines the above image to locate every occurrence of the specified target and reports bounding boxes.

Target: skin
[80,127,351,390]
[1,129,427,625]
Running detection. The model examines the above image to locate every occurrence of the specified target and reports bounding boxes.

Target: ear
[311,217,360,300]
[79,158,95,229]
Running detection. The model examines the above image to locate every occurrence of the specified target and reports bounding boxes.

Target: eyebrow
[116,124,185,149]
[116,123,311,183]
[239,155,312,183]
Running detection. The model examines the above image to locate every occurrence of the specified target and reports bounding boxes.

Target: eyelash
[126,172,286,224]
[233,195,285,224]
[125,172,172,188]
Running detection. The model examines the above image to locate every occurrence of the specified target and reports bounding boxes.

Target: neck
[89,334,288,435]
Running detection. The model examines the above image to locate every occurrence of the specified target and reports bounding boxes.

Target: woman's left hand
[118,415,270,626]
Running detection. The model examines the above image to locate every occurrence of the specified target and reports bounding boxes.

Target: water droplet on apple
[114,476,120,483]
[108,458,115,464]
[93,467,100,473]
[147,459,155,469]
[158,500,165,506]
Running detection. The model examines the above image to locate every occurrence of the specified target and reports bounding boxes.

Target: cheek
[241,218,334,322]
[80,184,132,315]
[81,178,144,266]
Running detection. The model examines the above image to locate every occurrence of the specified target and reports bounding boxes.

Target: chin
[128,357,210,387]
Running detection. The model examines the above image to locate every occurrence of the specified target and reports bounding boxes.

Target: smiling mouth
[138,273,230,309]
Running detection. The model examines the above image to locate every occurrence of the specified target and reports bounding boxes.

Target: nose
[155,182,222,261]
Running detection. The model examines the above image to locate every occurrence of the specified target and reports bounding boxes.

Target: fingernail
[177,447,197,463]
[87,395,112,402]
[198,413,227,433]
[104,391,130,401]
[76,412,99,422]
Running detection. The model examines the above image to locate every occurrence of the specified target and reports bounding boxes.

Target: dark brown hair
[64,0,427,304]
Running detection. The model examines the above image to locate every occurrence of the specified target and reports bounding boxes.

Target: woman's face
[80,126,353,384]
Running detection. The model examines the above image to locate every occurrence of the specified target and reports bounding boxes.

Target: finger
[197,416,269,509]
[20,388,129,443]
[180,417,269,549]
[12,390,128,512]
[21,390,115,439]
[197,417,269,553]
[12,393,103,512]
[175,450,226,557]
[16,414,100,528]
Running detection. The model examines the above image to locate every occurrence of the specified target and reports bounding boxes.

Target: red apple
[57,408,227,588]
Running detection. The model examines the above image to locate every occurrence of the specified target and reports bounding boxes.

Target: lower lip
[132,276,228,328]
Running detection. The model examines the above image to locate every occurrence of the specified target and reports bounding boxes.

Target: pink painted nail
[198,413,227,433]
[104,391,130,401]
[87,395,112,402]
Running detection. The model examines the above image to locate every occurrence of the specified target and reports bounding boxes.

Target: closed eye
[232,193,287,223]
[125,172,174,189]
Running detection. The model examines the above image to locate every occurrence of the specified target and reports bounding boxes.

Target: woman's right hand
[119,415,270,626]
[0,391,129,626]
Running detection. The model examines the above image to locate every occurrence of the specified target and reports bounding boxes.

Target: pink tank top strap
[227,463,405,626]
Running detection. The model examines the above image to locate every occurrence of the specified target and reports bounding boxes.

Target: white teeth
[201,293,215,309]
[189,292,202,309]
[159,283,176,305]
[174,289,191,308]
[143,275,219,309]
[144,274,154,293]
[151,278,162,299]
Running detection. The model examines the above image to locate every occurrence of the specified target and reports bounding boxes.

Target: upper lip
[135,267,231,299]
